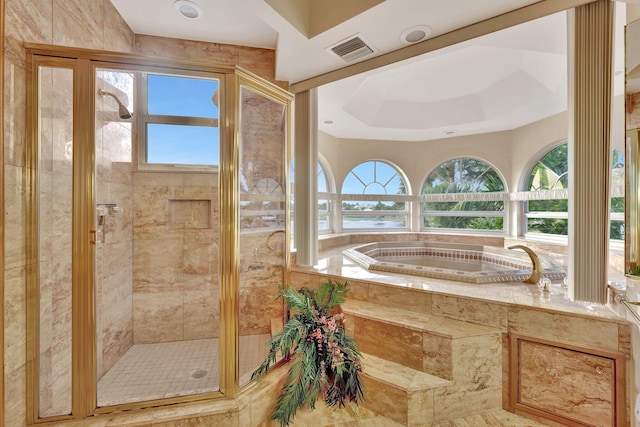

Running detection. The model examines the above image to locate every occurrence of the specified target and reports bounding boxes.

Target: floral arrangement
[251,279,364,426]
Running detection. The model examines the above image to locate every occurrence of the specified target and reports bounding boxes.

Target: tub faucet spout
[508,245,542,284]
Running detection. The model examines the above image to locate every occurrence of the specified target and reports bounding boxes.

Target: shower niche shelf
[169,199,212,229]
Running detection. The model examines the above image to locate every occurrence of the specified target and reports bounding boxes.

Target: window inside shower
[139,73,220,169]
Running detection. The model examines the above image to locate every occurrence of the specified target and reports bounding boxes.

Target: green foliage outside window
[422,158,505,231]
[526,145,624,239]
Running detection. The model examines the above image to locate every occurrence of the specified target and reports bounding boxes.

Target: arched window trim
[522,142,569,239]
[520,141,624,243]
[339,159,411,231]
[317,156,334,233]
[420,156,507,233]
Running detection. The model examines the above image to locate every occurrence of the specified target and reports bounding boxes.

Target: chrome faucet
[508,245,542,284]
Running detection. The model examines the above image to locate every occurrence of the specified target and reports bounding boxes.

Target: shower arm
[98,89,132,119]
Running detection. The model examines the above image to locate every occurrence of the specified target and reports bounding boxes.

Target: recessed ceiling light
[400,25,432,44]
[174,0,202,19]
[323,120,334,125]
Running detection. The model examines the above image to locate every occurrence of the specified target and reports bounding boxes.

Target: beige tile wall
[132,171,219,343]
[4,1,134,424]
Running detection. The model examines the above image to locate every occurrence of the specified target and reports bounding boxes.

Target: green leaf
[251,279,363,425]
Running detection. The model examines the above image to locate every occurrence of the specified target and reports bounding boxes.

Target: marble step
[360,352,451,426]
[342,299,503,421]
[341,299,501,379]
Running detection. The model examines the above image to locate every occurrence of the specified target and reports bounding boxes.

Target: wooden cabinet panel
[518,340,614,426]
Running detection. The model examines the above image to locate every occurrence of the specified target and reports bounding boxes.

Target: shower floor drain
[191,369,208,379]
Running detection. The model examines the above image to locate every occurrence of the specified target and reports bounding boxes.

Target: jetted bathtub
[343,241,566,284]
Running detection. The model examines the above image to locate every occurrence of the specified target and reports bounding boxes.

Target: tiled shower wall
[3,1,287,425]
[132,172,219,343]
[4,1,135,422]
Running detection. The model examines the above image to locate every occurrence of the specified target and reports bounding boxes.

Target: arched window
[421,158,506,231]
[526,144,568,235]
[290,160,334,237]
[341,160,408,229]
[525,143,624,240]
[317,162,331,233]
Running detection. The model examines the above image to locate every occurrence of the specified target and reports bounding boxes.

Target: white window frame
[421,158,507,233]
[137,70,222,171]
[340,160,410,231]
[317,162,332,234]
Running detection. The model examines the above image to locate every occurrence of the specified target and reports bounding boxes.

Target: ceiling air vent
[327,34,375,62]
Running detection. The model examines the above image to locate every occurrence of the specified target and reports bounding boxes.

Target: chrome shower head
[98,89,132,119]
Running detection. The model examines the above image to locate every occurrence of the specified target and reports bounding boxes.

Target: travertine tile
[433,386,502,422]
[182,172,218,187]
[368,284,432,314]
[432,294,508,330]
[52,0,104,49]
[103,0,134,53]
[362,375,411,425]
[183,288,218,340]
[423,333,452,380]
[618,321,632,357]
[509,307,620,352]
[355,317,423,371]
[133,238,183,292]
[132,291,184,343]
[134,171,185,187]
[406,390,435,426]
[4,266,27,427]
[451,334,502,391]
[6,0,53,45]
[239,278,284,336]
[5,164,26,269]
[318,234,351,252]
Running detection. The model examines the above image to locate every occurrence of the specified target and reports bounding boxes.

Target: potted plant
[251,279,364,426]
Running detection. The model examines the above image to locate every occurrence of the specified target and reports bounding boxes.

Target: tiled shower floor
[97,334,271,406]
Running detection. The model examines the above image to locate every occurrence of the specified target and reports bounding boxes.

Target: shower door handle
[90,229,97,245]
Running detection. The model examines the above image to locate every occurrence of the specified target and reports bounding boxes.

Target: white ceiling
[108,1,624,142]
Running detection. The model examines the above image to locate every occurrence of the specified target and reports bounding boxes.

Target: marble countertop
[293,245,634,322]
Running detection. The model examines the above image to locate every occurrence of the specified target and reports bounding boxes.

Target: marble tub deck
[300,245,630,321]
[288,245,633,425]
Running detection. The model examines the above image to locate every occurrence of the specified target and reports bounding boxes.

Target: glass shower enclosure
[25,45,292,422]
